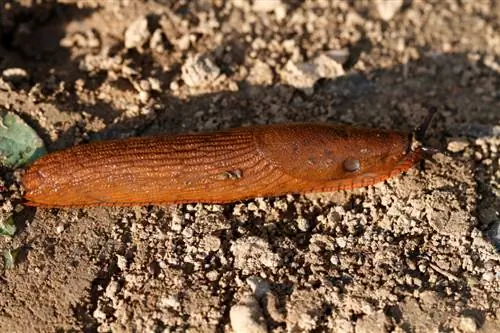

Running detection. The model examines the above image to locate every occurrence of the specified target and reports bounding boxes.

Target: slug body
[22,123,422,207]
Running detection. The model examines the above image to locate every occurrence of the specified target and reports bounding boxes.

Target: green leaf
[3,249,15,269]
[0,111,47,168]
[0,216,16,237]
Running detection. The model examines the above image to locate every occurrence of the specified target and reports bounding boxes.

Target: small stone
[231,236,281,271]
[2,68,29,84]
[324,49,350,65]
[139,79,151,92]
[170,80,180,91]
[447,139,469,153]
[247,60,274,85]
[230,295,268,333]
[138,90,150,103]
[482,271,495,282]
[376,0,403,21]
[104,281,119,298]
[330,255,340,265]
[202,235,221,252]
[159,295,180,310]
[181,54,220,87]
[252,0,282,12]
[116,254,127,270]
[459,316,478,332]
[206,270,219,281]
[148,77,162,92]
[149,29,167,52]
[281,53,345,95]
[176,34,191,51]
[93,306,106,320]
[297,216,310,232]
[336,237,347,248]
[182,226,194,238]
[124,16,151,49]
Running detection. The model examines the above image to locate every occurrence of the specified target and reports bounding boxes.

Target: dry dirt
[0,0,499,332]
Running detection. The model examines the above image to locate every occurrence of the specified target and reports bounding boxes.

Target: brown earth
[0,1,499,332]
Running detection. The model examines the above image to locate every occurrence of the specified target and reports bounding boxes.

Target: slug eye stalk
[415,107,437,142]
[407,107,440,157]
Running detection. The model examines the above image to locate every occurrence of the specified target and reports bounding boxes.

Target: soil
[0,1,499,332]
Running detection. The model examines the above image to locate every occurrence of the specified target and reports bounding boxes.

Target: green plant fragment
[0,110,47,168]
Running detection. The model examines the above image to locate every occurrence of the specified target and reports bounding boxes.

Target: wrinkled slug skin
[21,123,422,207]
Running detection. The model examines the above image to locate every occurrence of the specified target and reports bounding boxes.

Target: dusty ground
[0,0,499,332]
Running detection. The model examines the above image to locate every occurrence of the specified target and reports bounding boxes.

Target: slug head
[256,123,424,184]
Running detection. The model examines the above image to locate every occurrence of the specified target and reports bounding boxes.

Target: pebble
[206,270,219,282]
[247,60,274,85]
[376,0,403,21]
[281,53,345,95]
[229,295,268,333]
[252,0,283,13]
[2,68,29,84]
[149,29,166,52]
[324,49,350,65]
[230,236,281,271]
[138,90,150,103]
[124,16,151,49]
[159,295,180,310]
[116,254,127,270]
[56,224,65,234]
[296,216,310,231]
[148,77,161,92]
[201,235,221,252]
[482,271,495,282]
[181,54,220,87]
[459,315,478,332]
[447,138,469,153]
[336,237,347,248]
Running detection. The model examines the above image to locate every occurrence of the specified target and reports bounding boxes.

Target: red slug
[21,114,435,207]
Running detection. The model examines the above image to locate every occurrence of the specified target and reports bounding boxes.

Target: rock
[324,49,350,65]
[252,0,283,13]
[230,236,281,272]
[447,138,469,153]
[482,271,495,282]
[201,235,221,252]
[247,60,274,85]
[2,68,29,84]
[459,316,478,332]
[296,216,310,232]
[376,0,404,21]
[181,54,220,87]
[124,16,151,50]
[281,53,345,95]
[149,29,167,53]
[230,295,268,333]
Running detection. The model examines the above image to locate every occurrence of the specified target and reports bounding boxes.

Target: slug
[21,112,435,207]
